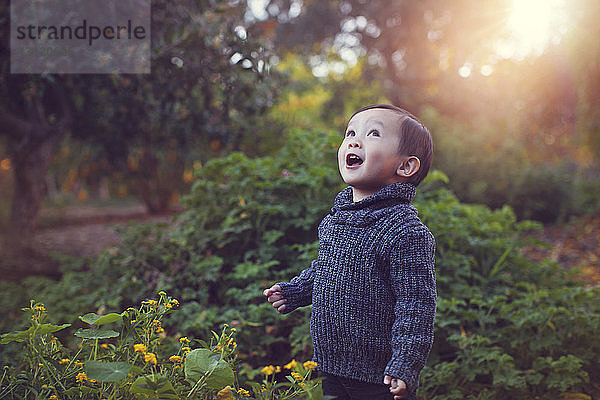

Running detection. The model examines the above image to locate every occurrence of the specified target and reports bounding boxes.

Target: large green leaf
[0,323,71,344]
[0,330,28,344]
[184,348,234,389]
[130,374,179,399]
[79,313,123,326]
[85,360,131,382]
[74,328,119,339]
[36,323,71,335]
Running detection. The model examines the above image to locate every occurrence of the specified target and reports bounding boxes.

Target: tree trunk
[9,129,66,249]
[0,78,72,277]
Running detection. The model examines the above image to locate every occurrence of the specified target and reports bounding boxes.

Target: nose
[348,139,361,148]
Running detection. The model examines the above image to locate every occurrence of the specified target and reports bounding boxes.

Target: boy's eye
[368,130,380,137]
[345,130,355,137]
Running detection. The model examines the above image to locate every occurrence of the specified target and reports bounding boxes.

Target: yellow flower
[134,343,147,354]
[230,328,237,333]
[143,299,158,307]
[303,361,318,370]
[76,372,88,383]
[165,303,173,309]
[156,327,165,334]
[151,320,161,326]
[237,388,250,397]
[169,299,179,308]
[130,319,137,324]
[59,358,70,365]
[179,337,190,344]
[100,344,108,349]
[144,352,157,365]
[284,359,297,369]
[216,386,234,400]
[181,347,191,354]
[158,291,167,296]
[74,362,84,368]
[169,355,182,363]
[49,395,58,400]
[34,304,46,312]
[261,365,276,376]
[291,372,303,381]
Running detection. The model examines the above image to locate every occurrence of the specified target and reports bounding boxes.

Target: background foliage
[1,0,600,398]
[2,130,598,398]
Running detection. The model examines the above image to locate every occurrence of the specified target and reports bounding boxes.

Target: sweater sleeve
[276,260,316,314]
[384,229,436,395]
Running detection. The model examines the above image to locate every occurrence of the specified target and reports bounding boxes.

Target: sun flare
[499,0,569,59]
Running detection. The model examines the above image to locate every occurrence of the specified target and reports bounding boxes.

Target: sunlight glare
[503,0,569,58]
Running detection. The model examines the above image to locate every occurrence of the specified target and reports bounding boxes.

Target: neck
[351,187,375,202]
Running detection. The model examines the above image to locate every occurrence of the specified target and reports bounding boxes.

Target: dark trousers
[321,372,396,400]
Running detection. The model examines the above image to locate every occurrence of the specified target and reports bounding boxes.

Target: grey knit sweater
[277,182,436,398]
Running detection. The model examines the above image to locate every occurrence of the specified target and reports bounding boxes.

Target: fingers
[263,285,286,312]
[384,376,407,399]
[268,292,283,302]
[263,284,281,297]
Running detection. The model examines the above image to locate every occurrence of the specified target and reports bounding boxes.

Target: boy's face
[338,108,409,201]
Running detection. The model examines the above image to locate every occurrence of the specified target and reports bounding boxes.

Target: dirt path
[522,215,600,285]
[34,204,178,258]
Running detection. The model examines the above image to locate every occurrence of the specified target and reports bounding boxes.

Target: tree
[70,1,281,213]
[0,76,73,252]
[0,0,282,272]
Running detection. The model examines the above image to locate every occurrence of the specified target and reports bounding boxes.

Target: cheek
[337,146,345,165]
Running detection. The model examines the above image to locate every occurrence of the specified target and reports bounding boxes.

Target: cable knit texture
[277,182,436,399]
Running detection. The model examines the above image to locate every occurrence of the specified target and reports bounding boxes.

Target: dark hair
[350,104,433,186]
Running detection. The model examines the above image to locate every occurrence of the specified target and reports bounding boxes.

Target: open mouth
[346,153,363,166]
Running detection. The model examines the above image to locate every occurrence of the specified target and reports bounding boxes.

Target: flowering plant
[0,293,320,399]
[248,360,320,400]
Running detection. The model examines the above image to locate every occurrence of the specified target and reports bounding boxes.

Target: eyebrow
[346,118,385,133]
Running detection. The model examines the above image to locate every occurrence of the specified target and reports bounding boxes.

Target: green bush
[1,129,598,399]
[423,106,600,223]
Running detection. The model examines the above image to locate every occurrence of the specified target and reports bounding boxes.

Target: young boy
[263,104,436,400]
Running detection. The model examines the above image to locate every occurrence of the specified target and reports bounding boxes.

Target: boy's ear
[396,156,421,179]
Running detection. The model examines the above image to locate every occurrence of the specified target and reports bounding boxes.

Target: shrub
[1,129,598,399]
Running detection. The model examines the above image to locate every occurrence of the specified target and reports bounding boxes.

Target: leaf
[0,330,29,344]
[184,348,234,389]
[74,328,119,339]
[36,323,71,335]
[130,374,179,399]
[85,360,131,382]
[79,312,123,326]
[0,323,71,344]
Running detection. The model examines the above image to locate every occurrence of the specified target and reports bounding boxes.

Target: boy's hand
[383,375,407,400]
[263,284,287,313]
